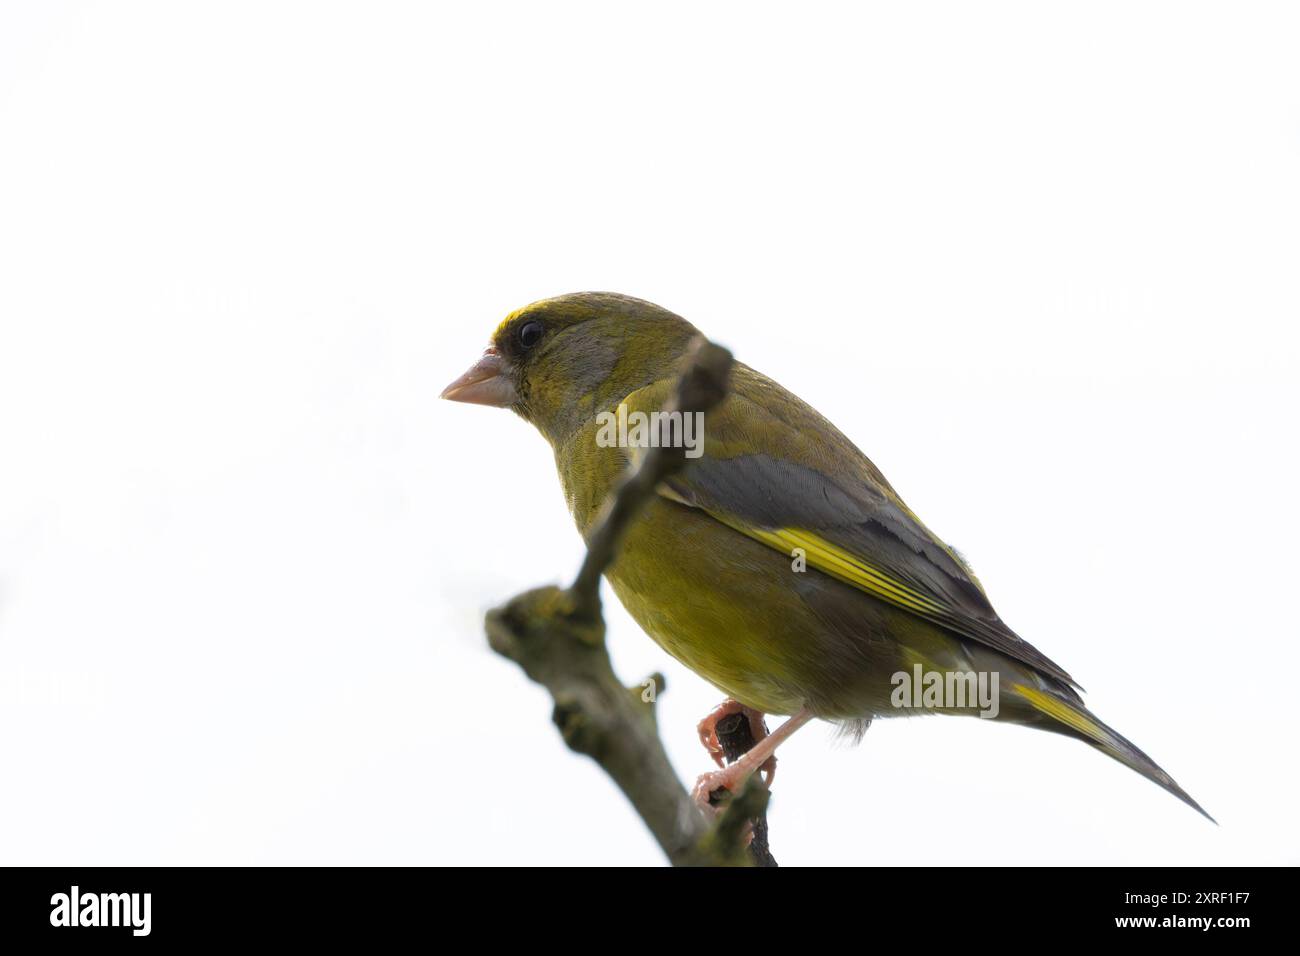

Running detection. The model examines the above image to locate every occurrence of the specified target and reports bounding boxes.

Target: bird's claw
[696,699,777,782]
[692,768,756,845]
[692,768,732,813]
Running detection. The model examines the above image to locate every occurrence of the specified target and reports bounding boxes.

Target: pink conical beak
[440,348,518,407]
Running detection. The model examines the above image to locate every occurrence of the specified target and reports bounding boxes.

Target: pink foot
[692,707,815,816]
[696,699,777,784]
[691,767,755,846]
[692,765,752,812]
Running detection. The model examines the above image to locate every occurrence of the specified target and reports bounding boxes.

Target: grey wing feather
[657,366,1080,689]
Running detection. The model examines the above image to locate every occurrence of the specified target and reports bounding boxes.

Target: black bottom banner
[0,865,1284,944]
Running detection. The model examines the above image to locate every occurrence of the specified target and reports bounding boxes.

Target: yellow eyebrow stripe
[745,526,945,615]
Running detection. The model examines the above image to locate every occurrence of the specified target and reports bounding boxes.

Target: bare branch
[712,712,778,867]
[568,338,734,619]
[486,337,775,866]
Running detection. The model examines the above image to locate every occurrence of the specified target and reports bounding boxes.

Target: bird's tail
[1009,682,1215,822]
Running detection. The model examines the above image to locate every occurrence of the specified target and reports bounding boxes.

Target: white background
[1,2,1297,866]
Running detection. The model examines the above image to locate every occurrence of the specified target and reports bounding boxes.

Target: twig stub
[711,713,779,867]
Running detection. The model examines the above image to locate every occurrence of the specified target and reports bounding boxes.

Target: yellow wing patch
[744,526,946,616]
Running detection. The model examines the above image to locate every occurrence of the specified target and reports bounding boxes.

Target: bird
[441,291,1211,821]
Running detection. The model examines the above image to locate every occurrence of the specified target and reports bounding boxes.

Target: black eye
[517,320,545,349]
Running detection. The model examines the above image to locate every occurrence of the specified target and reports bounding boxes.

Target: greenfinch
[443,292,1209,820]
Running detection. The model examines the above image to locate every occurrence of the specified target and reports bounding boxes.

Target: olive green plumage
[462,291,1210,820]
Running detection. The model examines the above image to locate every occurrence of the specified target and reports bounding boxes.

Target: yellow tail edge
[1011,683,1215,823]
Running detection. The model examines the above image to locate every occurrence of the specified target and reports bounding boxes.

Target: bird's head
[441,292,701,444]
